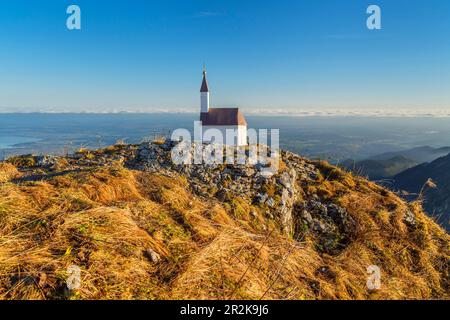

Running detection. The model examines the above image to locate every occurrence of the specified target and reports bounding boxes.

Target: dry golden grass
[153,137,166,146]
[5,156,35,168]
[0,163,21,183]
[0,161,448,300]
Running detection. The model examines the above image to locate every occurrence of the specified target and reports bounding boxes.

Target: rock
[404,209,416,227]
[238,167,255,177]
[35,155,58,168]
[145,248,161,263]
[277,172,292,189]
[160,140,175,151]
[216,189,232,202]
[258,171,275,179]
[254,193,268,205]
[296,200,355,255]
[313,220,332,234]
[280,188,289,204]
[131,141,351,241]
[327,204,356,233]
[309,200,328,217]
[301,209,314,225]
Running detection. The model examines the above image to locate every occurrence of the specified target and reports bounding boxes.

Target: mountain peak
[1,140,449,300]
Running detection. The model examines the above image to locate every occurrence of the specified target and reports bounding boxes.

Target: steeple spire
[200,66,210,113]
[200,65,209,93]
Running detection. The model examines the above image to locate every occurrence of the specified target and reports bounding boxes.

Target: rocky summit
[133,141,358,255]
[0,140,449,300]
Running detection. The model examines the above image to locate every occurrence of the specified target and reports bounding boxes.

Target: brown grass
[0,161,448,300]
[0,163,21,183]
[5,155,35,168]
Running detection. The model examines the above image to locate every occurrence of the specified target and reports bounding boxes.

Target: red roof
[200,108,247,126]
[200,71,209,92]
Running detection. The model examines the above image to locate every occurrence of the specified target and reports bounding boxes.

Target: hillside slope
[392,153,450,231]
[341,156,417,180]
[0,141,449,300]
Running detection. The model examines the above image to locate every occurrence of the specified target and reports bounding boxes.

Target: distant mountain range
[370,146,450,163]
[341,146,450,180]
[341,156,417,180]
[391,153,450,231]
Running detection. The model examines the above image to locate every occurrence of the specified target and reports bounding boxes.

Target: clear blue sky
[0,0,449,112]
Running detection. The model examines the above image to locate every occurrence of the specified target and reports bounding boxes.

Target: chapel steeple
[200,66,210,113]
[200,66,209,93]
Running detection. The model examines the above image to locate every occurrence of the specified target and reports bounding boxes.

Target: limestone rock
[145,248,161,263]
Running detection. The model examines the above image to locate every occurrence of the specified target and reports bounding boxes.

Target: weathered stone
[404,209,416,227]
[254,193,268,205]
[277,172,292,189]
[35,155,58,167]
[145,248,161,263]
[131,140,350,242]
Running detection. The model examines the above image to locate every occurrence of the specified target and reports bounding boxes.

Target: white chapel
[199,69,248,146]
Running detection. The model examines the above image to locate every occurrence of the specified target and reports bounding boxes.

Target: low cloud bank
[1,107,450,118]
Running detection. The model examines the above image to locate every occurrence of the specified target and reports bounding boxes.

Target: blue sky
[0,0,449,113]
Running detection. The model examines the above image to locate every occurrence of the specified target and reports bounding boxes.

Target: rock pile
[297,200,356,254]
[133,140,355,251]
[7,139,367,254]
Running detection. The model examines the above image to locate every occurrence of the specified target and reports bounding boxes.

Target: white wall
[201,92,209,113]
[202,125,247,146]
